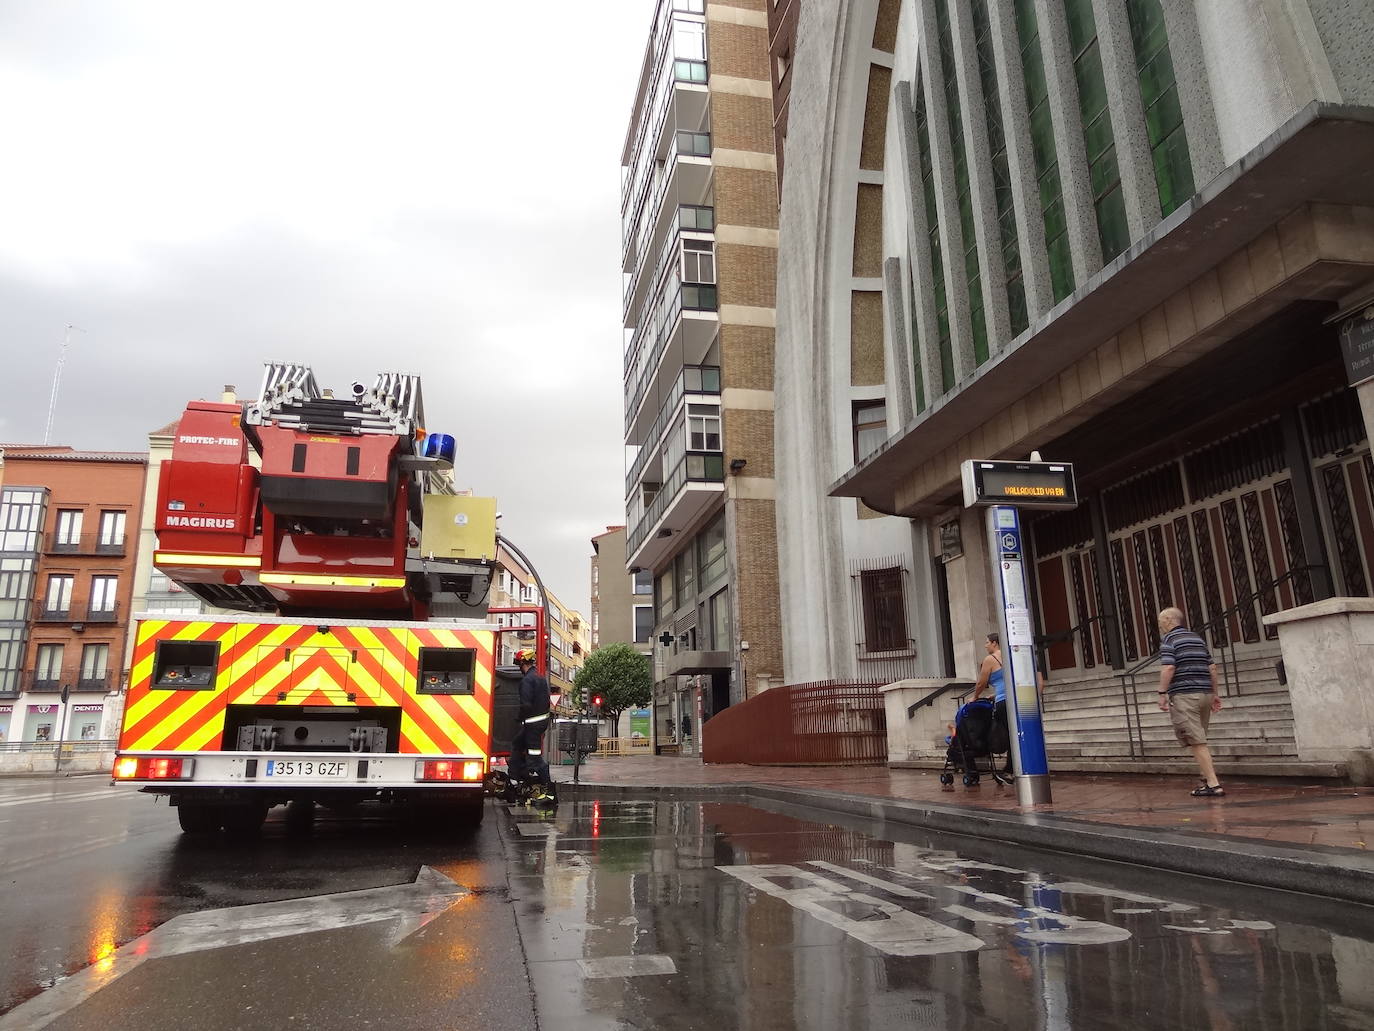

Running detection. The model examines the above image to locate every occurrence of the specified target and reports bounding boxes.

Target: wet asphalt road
[1,776,1374,1030]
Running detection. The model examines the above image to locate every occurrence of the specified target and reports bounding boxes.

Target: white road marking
[0,790,125,809]
[1165,925,1232,935]
[944,904,1022,926]
[1041,881,1196,913]
[806,861,933,899]
[721,864,985,957]
[0,866,466,1031]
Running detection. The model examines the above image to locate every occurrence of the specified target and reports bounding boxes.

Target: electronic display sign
[961,459,1078,510]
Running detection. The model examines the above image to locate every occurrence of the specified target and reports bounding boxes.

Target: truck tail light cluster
[113,756,195,780]
[415,759,484,783]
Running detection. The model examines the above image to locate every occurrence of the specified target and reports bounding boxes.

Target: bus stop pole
[985,506,1052,805]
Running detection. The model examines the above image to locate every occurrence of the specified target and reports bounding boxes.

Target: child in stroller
[939,697,1011,787]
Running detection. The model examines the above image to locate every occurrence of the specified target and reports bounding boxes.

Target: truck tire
[222,802,268,836]
[454,797,486,828]
[178,804,222,834]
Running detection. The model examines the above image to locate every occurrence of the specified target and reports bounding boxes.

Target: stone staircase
[1040,646,1346,778]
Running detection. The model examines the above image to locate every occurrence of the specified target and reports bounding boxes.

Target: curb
[559,780,1374,906]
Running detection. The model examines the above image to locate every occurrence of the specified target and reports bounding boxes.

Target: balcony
[83,604,119,624]
[624,286,721,439]
[623,142,715,325]
[18,669,109,694]
[35,608,72,623]
[626,365,721,493]
[626,451,725,570]
[624,204,715,316]
[46,533,128,557]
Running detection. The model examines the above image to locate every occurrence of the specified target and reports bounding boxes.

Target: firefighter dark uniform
[508,652,552,785]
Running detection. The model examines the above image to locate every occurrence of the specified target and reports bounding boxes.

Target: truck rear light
[113,756,195,780]
[415,759,484,782]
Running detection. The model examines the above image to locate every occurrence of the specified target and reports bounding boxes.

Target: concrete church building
[779,0,1374,771]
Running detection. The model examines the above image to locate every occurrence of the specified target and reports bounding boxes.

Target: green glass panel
[1049,235,1074,301]
[1063,0,1097,55]
[1008,279,1029,335]
[1042,195,1067,239]
[1075,43,1108,122]
[1154,128,1196,215]
[1137,47,1175,108]
[1126,0,1168,60]
[1089,146,1120,199]
[1022,44,1048,108]
[1014,0,1038,45]
[1096,186,1130,261]
[1029,103,1056,171]
[972,304,989,365]
[1145,82,1185,143]
[1083,112,1115,164]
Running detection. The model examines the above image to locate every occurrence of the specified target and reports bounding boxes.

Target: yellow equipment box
[420,495,498,560]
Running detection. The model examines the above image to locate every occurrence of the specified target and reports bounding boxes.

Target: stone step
[1049,741,1299,759]
[891,757,1346,778]
[1043,700,1295,721]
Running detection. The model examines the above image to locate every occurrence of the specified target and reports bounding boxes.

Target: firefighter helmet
[514,648,537,666]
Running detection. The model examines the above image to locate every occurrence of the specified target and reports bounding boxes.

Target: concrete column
[913,0,977,385]
[985,0,1054,323]
[1265,599,1374,784]
[1158,0,1225,188]
[1090,0,1161,236]
[883,256,919,422]
[893,78,946,409]
[947,0,1011,353]
[1031,0,1103,282]
[1280,406,1334,600]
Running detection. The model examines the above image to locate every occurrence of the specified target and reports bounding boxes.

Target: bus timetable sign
[961,459,1078,510]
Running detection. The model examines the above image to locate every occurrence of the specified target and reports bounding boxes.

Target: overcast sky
[0,0,652,615]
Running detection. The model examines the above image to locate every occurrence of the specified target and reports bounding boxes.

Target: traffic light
[590,694,604,716]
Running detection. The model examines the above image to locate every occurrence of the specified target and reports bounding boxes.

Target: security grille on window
[681,240,715,284]
[859,567,908,652]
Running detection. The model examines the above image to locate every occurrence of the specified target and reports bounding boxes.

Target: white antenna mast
[43,324,84,445]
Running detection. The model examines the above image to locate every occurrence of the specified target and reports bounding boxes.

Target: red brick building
[0,448,147,744]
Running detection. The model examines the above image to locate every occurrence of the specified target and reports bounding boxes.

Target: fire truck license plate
[264,760,349,778]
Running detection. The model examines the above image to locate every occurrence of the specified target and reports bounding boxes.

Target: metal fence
[702,681,889,766]
[0,738,117,754]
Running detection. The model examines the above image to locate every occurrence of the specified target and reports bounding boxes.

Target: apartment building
[785,0,1374,767]
[590,525,654,653]
[0,447,146,743]
[621,0,783,754]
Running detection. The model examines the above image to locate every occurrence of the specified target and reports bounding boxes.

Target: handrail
[906,681,974,719]
[1118,564,1326,680]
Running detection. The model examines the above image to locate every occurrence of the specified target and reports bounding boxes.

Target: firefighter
[508,648,552,790]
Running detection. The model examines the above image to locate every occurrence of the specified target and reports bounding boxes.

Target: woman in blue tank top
[973,633,1004,702]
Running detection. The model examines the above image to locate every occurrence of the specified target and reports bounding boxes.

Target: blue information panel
[990,506,1049,789]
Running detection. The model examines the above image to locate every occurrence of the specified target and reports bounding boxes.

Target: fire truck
[113,363,536,833]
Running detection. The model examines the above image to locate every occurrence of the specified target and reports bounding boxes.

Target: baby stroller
[939,697,1011,787]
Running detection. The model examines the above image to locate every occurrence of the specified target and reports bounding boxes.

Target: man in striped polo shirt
[1157,607,1224,797]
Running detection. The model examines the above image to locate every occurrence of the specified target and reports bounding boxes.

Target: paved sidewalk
[553,756,1374,904]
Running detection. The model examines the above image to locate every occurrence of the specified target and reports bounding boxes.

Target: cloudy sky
[0,0,652,614]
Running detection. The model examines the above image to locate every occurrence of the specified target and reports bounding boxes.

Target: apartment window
[675,548,696,602]
[90,576,118,614]
[1015,0,1075,301]
[55,510,83,548]
[972,0,1028,336]
[673,60,708,84]
[0,628,23,695]
[681,240,715,284]
[592,564,600,587]
[44,574,74,616]
[35,643,64,685]
[1,489,45,553]
[860,568,909,652]
[0,558,35,622]
[1125,0,1194,216]
[709,588,730,650]
[146,597,203,615]
[684,365,721,393]
[699,517,727,587]
[673,19,705,61]
[672,0,704,12]
[80,643,109,687]
[1064,0,1130,262]
[688,404,721,451]
[634,605,654,644]
[98,510,126,549]
[853,401,888,462]
[935,0,989,365]
[679,205,715,232]
[633,570,653,595]
[913,75,954,393]
[675,130,711,157]
[656,568,674,621]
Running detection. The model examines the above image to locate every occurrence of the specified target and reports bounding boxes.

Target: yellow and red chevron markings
[120,619,494,756]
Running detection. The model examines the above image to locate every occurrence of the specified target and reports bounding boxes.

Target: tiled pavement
[555,756,1373,854]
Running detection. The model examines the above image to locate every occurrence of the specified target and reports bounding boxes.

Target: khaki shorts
[1169,691,1213,746]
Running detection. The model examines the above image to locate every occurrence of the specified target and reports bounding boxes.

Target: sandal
[1191,783,1225,797]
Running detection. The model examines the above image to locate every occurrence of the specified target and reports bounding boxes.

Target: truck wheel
[285,799,316,836]
[455,797,486,828]
[222,803,268,835]
[178,804,222,834]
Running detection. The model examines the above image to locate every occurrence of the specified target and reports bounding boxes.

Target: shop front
[0,704,12,743]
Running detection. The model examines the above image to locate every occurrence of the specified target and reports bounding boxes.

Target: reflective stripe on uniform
[523,713,550,724]
[527,749,542,755]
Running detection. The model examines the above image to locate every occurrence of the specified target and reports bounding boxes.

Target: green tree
[573,643,651,729]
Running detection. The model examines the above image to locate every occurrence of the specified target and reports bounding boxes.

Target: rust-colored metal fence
[701,680,888,765]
